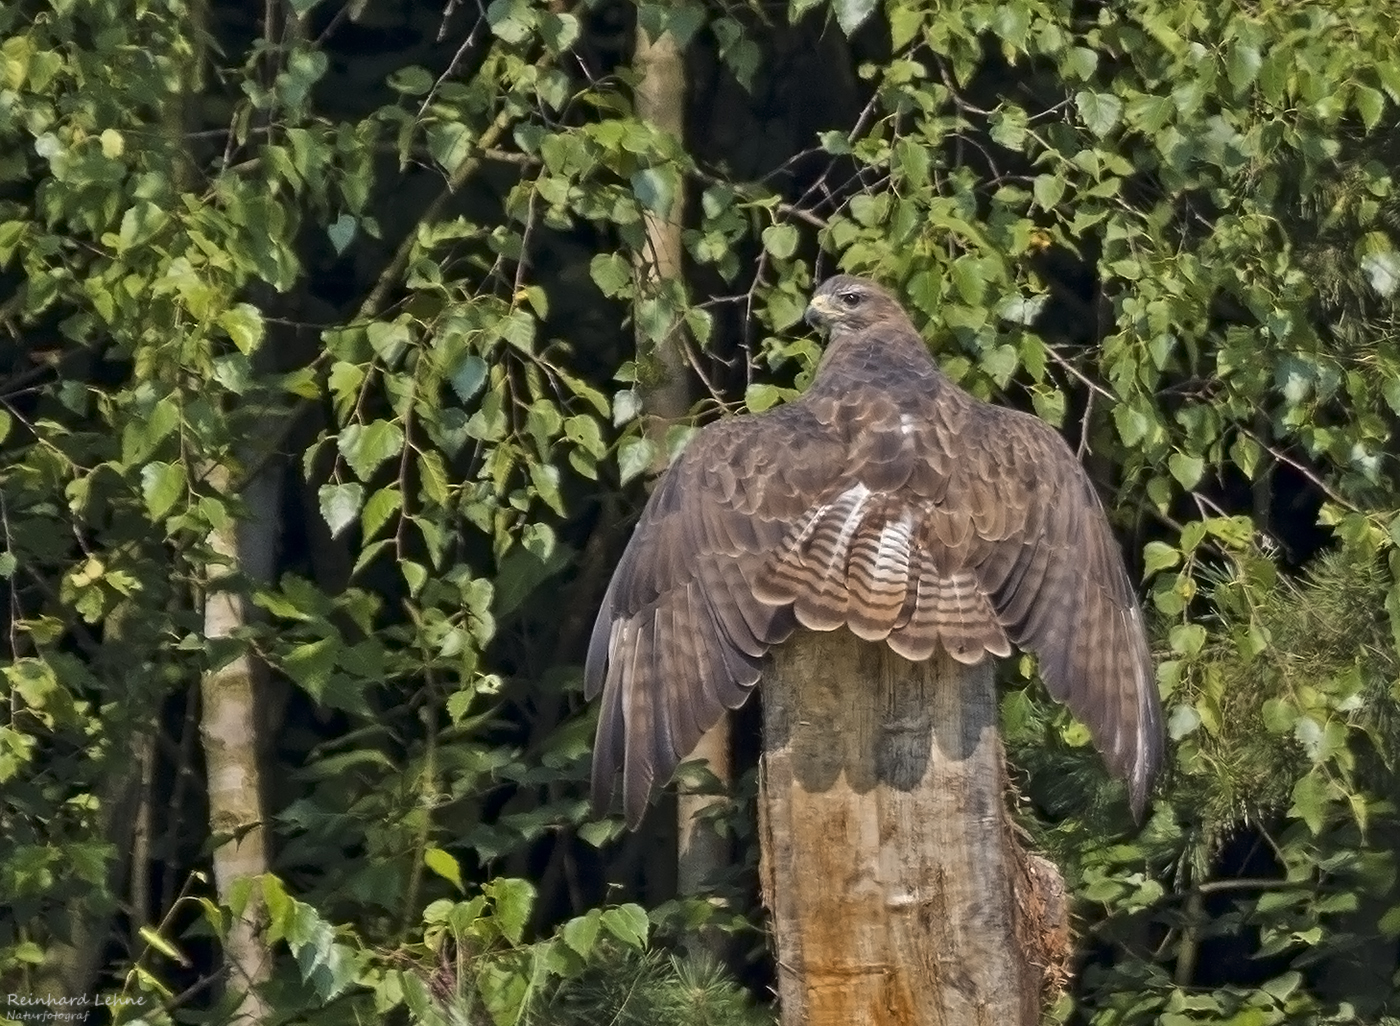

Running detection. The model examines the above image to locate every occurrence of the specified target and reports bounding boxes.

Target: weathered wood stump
[758,630,1069,1025]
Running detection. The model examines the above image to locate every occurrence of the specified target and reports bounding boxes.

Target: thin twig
[1077,382,1094,460]
[417,12,487,121]
[1237,426,1355,511]
[1044,343,1115,402]
[355,103,521,323]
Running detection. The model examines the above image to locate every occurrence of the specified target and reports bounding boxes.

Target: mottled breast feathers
[586,276,1164,827]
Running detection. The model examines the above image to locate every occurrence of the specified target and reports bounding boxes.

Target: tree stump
[758,630,1069,1025]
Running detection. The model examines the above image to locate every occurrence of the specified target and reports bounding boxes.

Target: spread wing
[585,406,837,826]
[588,362,1162,825]
[885,395,1162,814]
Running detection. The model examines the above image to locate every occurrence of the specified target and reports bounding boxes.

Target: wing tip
[1127,689,1166,823]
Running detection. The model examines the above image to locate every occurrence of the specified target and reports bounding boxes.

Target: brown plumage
[586,275,1164,826]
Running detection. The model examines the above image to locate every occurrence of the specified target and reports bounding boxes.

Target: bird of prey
[585,275,1163,826]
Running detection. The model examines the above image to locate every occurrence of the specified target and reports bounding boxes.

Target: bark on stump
[759,630,1070,1026]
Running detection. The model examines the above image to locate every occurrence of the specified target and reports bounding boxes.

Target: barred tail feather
[845,504,914,640]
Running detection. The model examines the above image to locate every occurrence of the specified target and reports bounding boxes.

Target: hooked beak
[804,294,837,330]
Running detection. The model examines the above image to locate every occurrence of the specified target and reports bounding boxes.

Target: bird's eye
[837,291,860,307]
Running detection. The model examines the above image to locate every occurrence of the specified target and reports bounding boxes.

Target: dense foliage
[3,0,1400,1022]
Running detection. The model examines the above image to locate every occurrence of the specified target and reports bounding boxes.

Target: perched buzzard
[586,275,1163,826]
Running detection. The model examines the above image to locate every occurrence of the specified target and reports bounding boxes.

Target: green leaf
[1262,697,1296,734]
[522,522,555,560]
[1226,41,1262,90]
[590,253,631,297]
[117,201,166,253]
[617,435,655,484]
[833,0,877,36]
[280,367,320,399]
[990,104,1027,149]
[419,450,451,506]
[494,535,568,617]
[561,911,601,958]
[0,221,25,266]
[498,309,536,353]
[848,193,888,226]
[1229,433,1262,479]
[449,355,488,402]
[328,361,365,405]
[428,122,472,174]
[1169,623,1207,656]
[467,391,507,441]
[8,659,56,708]
[599,903,649,948]
[338,421,405,481]
[487,0,536,43]
[139,926,187,965]
[140,462,184,520]
[982,344,1018,386]
[284,637,336,701]
[402,560,427,595]
[1362,250,1400,297]
[995,293,1045,326]
[761,223,799,259]
[530,462,566,515]
[1205,515,1253,549]
[1030,389,1064,426]
[1032,175,1065,210]
[319,483,364,537]
[423,848,463,892]
[281,49,327,107]
[327,214,357,254]
[387,66,434,94]
[1290,770,1330,835]
[1126,93,1174,133]
[1168,452,1204,490]
[635,294,675,344]
[1142,541,1180,576]
[950,257,986,305]
[896,138,930,188]
[1167,704,1200,740]
[366,320,411,362]
[361,486,401,540]
[578,819,624,846]
[1062,46,1098,80]
[564,414,605,458]
[122,395,181,464]
[486,878,536,944]
[1074,91,1123,137]
[745,382,782,413]
[631,166,679,216]
[1356,85,1386,130]
[219,303,264,355]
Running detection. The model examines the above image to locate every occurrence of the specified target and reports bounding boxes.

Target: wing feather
[586,410,832,824]
[933,408,1164,815]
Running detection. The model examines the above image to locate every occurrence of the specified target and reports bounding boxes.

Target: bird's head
[804,275,909,335]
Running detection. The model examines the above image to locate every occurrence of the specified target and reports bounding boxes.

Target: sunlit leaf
[318,483,364,537]
[140,462,183,520]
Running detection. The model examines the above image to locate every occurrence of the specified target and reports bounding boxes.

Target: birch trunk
[201,463,281,1024]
